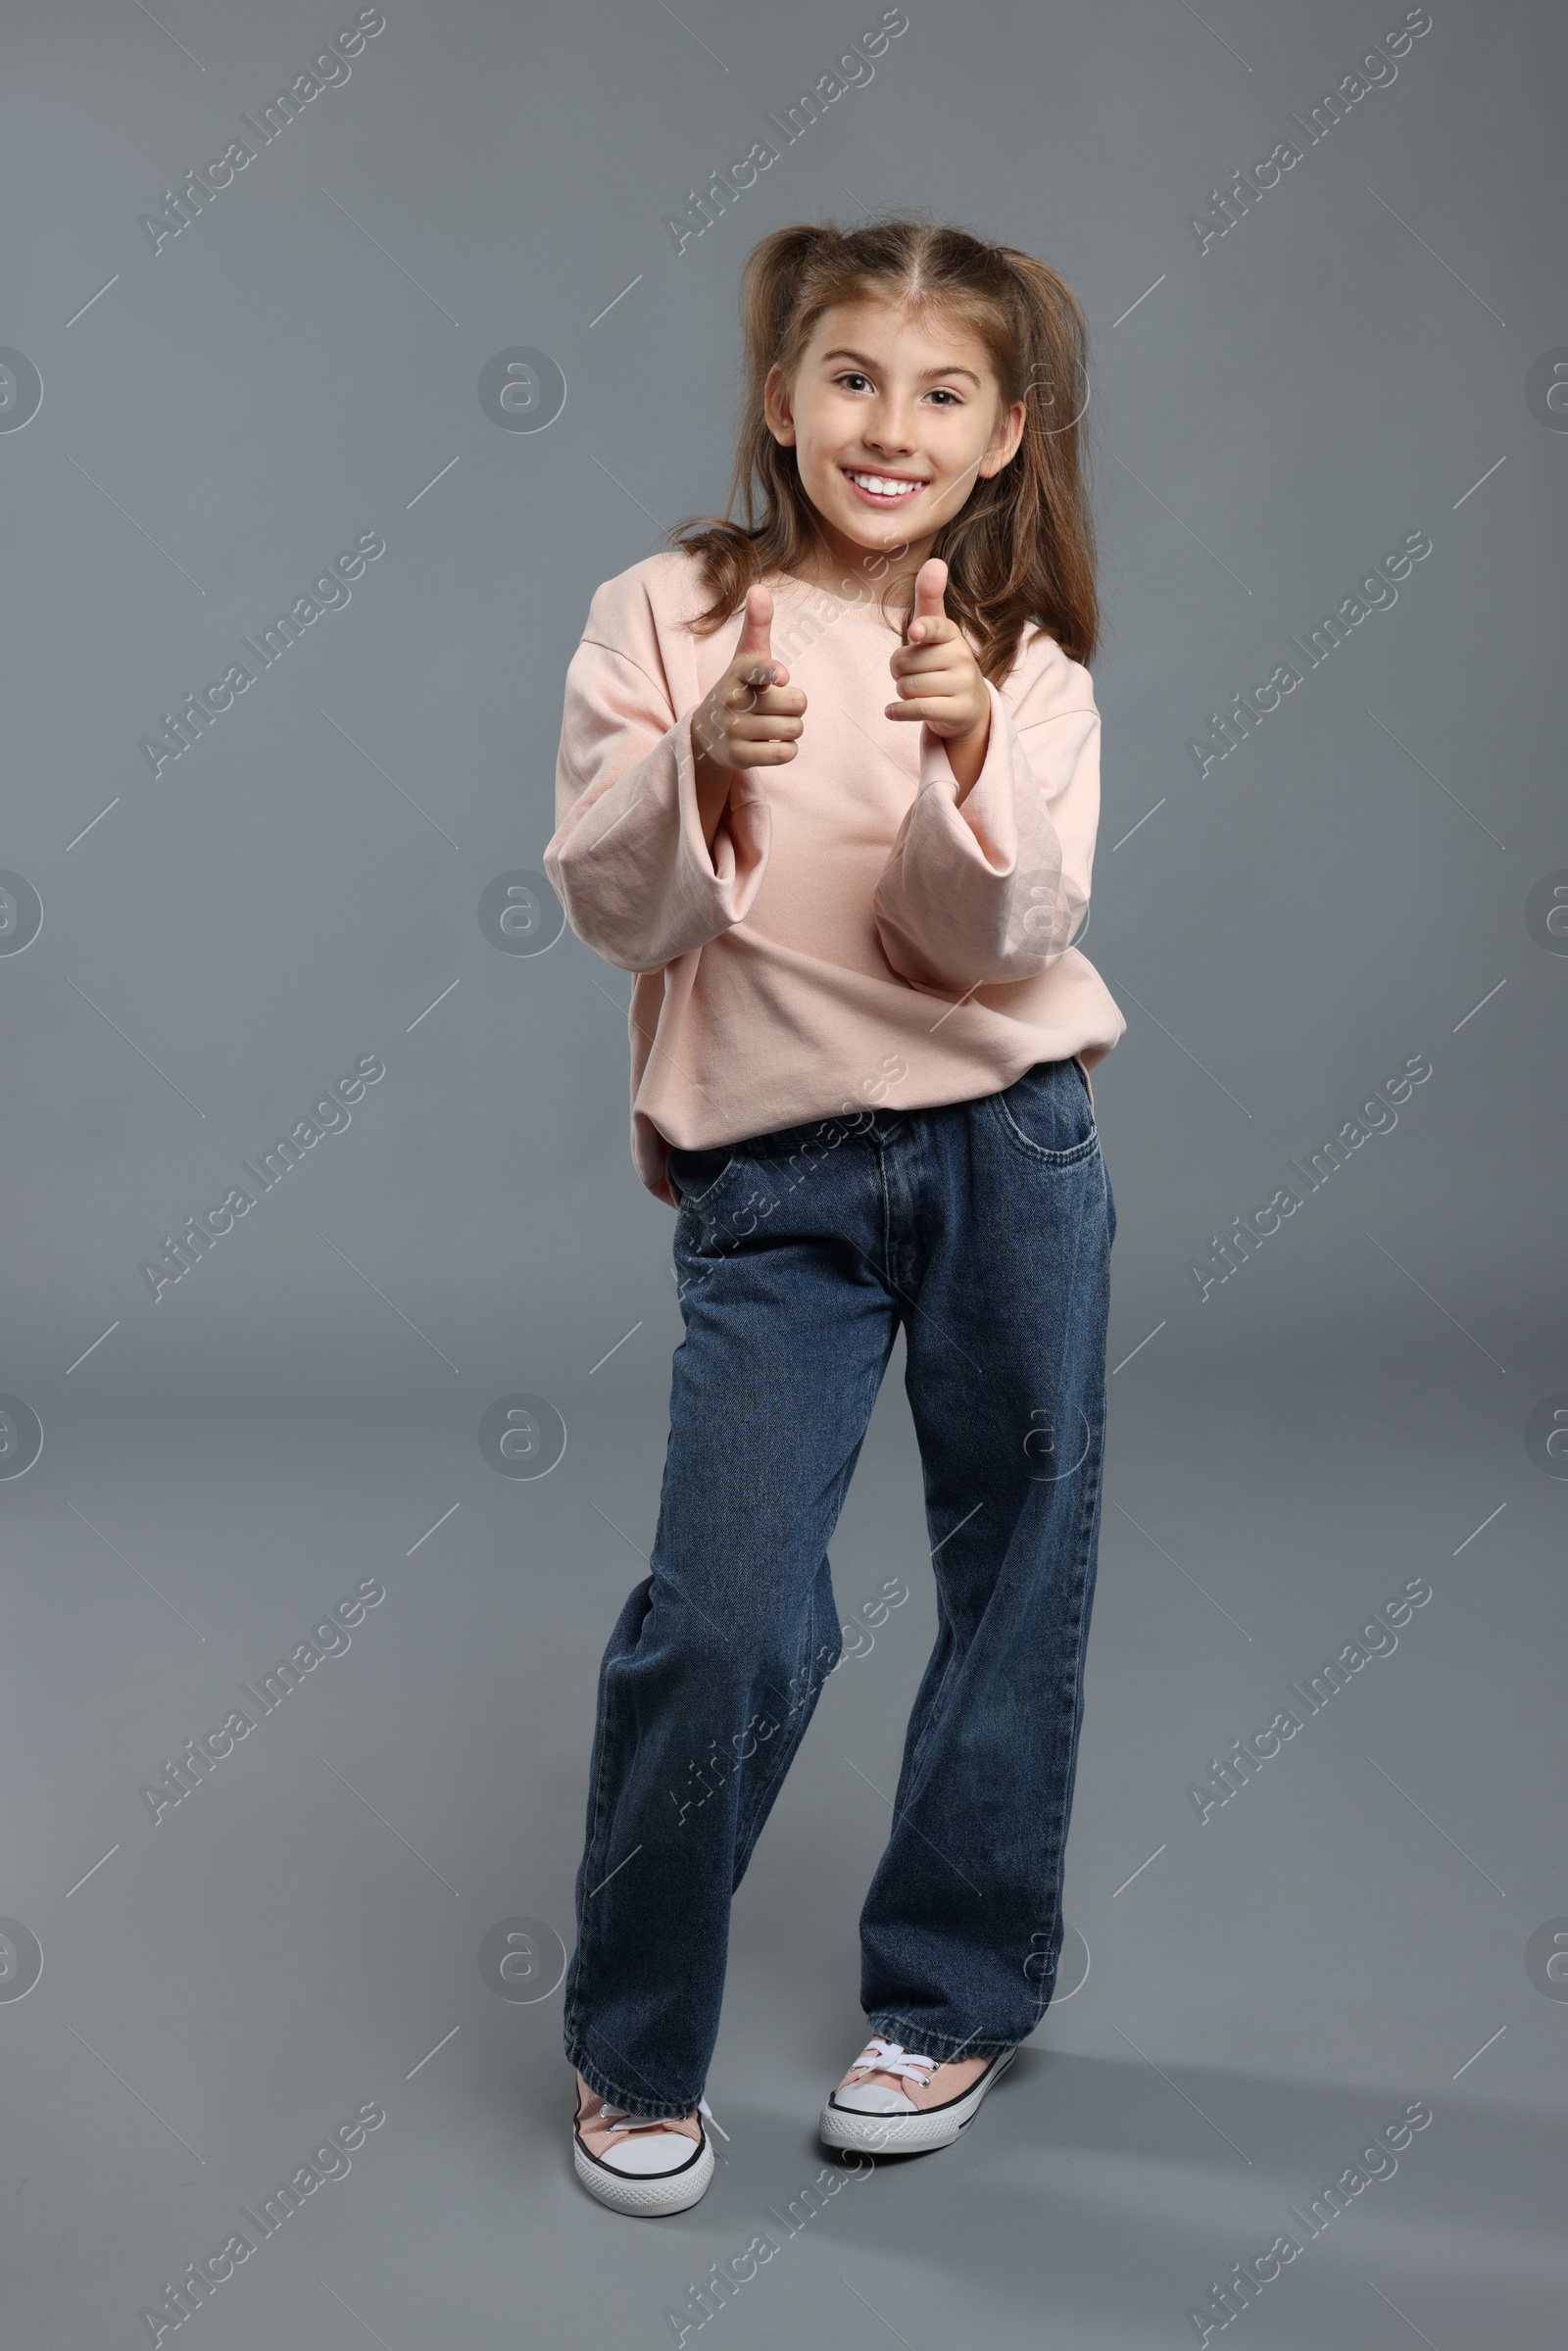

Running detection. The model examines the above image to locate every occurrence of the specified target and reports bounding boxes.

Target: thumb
[908,557,949,641]
[735,583,776,671]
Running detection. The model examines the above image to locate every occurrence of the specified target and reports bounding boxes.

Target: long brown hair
[666,215,1099,680]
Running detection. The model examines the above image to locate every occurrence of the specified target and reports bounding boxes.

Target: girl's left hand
[885,558,989,747]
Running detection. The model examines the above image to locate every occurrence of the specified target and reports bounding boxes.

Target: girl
[545,217,1123,2217]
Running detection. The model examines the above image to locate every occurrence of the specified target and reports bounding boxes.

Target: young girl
[545,217,1123,2217]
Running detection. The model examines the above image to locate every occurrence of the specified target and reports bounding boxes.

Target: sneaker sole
[818,2046,1017,2155]
[572,2129,714,2217]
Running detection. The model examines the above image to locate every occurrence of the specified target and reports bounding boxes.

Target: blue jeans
[564,1056,1116,2118]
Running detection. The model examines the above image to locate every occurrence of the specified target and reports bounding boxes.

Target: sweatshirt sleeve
[871,632,1100,995]
[543,580,770,975]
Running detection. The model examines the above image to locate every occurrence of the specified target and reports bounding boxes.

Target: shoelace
[596,2095,716,2137]
[849,2036,940,2088]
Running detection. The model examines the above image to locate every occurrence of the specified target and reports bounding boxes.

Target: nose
[860,393,918,456]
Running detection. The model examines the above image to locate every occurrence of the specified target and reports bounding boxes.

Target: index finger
[735,652,790,692]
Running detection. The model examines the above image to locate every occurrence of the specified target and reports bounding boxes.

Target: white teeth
[846,470,925,498]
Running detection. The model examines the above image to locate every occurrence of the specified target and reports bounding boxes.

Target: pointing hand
[885,558,990,745]
[693,586,808,772]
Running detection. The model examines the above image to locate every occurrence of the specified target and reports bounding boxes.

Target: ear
[977,398,1027,479]
[762,363,797,447]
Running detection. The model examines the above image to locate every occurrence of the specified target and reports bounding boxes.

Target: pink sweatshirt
[545,550,1126,1205]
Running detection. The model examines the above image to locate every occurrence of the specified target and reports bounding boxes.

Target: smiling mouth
[841,467,930,505]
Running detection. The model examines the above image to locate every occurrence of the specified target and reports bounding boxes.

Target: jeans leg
[563,1141,899,2116]
[857,1064,1115,2057]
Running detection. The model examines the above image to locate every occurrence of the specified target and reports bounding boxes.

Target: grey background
[2,0,1564,2343]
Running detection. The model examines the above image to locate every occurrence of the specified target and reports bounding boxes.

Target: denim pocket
[991,1056,1100,1165]
[665,1142,744,1209]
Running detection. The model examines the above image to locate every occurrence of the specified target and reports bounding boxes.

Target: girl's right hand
[692,585,807,842]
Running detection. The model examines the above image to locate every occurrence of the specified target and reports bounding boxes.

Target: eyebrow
[817,345,983,388]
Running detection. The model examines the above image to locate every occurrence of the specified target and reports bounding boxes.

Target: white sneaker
[571,2073,717,2216]
[819,2036,1016,2154]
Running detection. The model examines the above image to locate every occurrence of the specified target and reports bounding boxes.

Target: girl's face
[763,295,1025,586]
